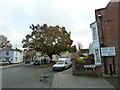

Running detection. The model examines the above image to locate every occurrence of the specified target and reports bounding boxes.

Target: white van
[53,58,72,71]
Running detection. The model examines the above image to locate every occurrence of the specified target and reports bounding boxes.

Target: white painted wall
[90,22,101,65]
[13,51,23,63]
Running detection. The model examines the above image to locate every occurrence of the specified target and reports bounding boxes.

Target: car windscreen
[59,58,70,61]
[56,62,64,64]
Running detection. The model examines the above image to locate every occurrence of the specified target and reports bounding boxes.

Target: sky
[0,0,110,50]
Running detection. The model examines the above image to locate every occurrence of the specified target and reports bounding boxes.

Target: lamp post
[97,14,107,75]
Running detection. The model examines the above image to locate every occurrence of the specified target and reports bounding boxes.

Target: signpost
[101,47,116,56]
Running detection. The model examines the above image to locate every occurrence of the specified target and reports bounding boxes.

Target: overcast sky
[0,0,110,49]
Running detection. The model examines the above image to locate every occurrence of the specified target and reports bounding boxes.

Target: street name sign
[84,65,96,68]
[101,47,116,56]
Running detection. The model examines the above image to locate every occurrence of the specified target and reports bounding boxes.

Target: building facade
[90,22,101,65]
[0,48,23,63]
[94,1,120,75]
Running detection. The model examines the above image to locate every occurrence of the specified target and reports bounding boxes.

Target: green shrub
[76,58,84,63]
[85,56,93,60]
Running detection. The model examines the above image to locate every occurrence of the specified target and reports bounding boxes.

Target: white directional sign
[84,65,96,68]
[101,47,116,56]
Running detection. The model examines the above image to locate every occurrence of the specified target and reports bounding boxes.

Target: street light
[98,14,102,18]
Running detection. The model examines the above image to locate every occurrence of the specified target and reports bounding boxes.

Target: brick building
[95,1,120,75]
[73,1,120,76]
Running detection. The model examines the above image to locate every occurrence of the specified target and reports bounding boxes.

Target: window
[6,58,9,62]
[92,27,97,41]
[15,57,18,62]
[95,49,101,65]
[6,51,9,56]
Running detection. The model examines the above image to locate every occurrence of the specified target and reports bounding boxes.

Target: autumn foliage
[22,24,73,57]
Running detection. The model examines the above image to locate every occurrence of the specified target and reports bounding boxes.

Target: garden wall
[72,59,103,76]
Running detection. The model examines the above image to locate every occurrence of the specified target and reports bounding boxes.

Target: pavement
[52,67,115,88]
[0,63,23,69]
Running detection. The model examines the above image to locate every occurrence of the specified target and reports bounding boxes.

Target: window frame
[6,51,9,56]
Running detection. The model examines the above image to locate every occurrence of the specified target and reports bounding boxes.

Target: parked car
[33,60,41,65]
[25,59,30,64]
[59,57,72,67]
[53,58,72,71]
[0,61,9,65]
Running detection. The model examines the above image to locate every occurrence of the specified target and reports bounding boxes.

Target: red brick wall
[118,1,120,75]
[103,2,119,75]
[95,2,120,75]
[72,59,103,76]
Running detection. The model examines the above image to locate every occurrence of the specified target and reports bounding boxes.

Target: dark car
[33,60,40,65]
[25,59,30,64]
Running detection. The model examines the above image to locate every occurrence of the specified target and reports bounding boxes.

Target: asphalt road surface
[2,63,57,88]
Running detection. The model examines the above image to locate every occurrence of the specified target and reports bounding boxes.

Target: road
[2,63,57,88]
[1,63,117,89]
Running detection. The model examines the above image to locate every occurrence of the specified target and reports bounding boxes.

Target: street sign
[84,65,96,68]
[101,47,116,56]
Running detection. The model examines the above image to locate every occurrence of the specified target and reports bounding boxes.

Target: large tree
[69,45,77,53]
[0,41,12,48]
[22,24,73,57]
